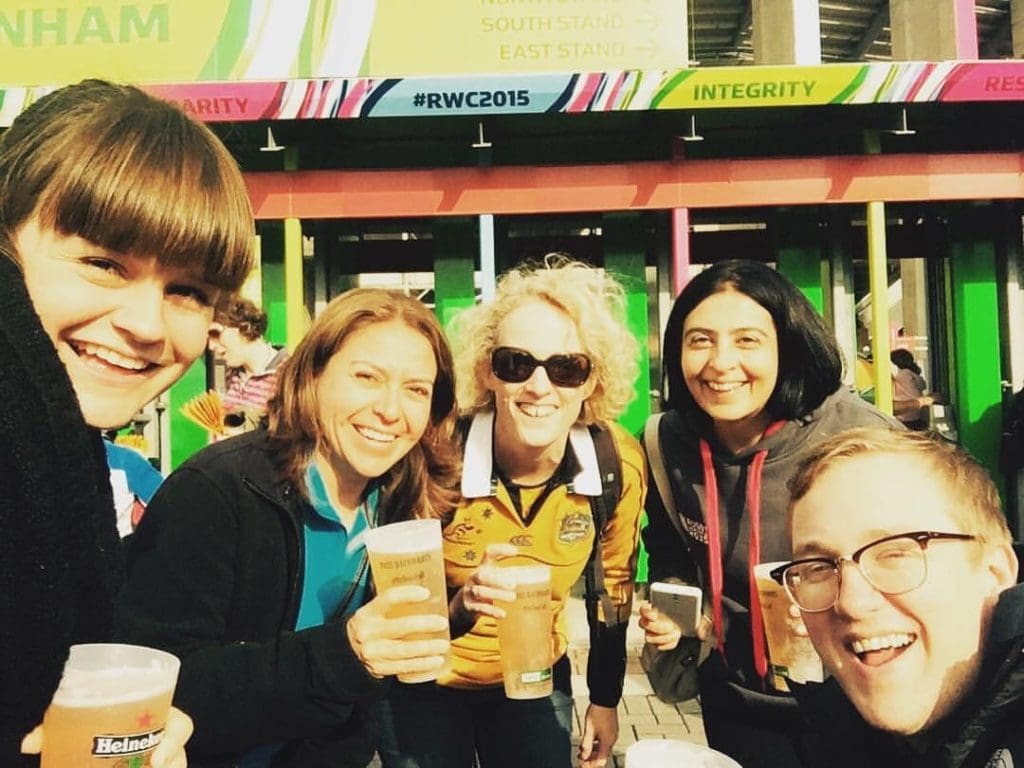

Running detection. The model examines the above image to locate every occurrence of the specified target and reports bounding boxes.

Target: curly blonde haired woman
[376,255,648,768]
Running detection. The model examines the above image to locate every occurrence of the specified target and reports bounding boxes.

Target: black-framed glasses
[770,531,977,613]
[491,346,592,388]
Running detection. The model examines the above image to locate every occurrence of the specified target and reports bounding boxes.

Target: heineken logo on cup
[92,728,164,757]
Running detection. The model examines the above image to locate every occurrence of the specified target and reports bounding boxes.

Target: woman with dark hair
[890,348,932,430]
[639,260,900,767]
[116,289,460,768]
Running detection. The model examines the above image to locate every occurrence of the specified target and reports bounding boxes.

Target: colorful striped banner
[4,61,1024,126]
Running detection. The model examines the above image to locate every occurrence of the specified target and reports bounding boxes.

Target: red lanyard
[699,421,783,682]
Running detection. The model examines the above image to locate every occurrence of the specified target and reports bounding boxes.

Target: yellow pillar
[864,130,893,415]
[283,217,305,350]
[282,146,306,350]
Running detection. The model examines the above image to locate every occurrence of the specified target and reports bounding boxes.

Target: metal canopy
[690,0,1012,65]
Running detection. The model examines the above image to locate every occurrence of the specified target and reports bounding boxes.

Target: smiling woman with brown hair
[116,289,463,768]
[0,79,255,768]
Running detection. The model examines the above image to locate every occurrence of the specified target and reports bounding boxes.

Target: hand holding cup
[347,585,451,680]
[451,543,519,624]
[23,707,193,768]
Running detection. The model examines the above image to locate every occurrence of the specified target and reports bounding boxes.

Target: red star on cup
[135,711,154,729]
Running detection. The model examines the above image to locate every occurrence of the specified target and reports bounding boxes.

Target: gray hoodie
[643,386,901,687]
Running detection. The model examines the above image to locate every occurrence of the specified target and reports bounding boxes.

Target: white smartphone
[649,581,702,635]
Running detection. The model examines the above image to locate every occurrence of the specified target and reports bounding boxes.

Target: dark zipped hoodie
[643,387,900,702]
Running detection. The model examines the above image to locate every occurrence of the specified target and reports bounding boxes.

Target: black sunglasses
[491,347,592,388]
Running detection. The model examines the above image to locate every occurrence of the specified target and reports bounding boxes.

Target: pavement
[564,593,707,767]
[369,590,707,767]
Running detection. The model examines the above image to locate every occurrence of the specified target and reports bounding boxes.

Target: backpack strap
[643,412,703,591]
[644,413,686,542]
[584,423,622,642]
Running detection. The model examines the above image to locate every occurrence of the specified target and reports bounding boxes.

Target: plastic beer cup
[40,643,180,768]
[495,565,554,700]
[625,739,742,767]
[754,561,825,691]
[364,518,451,683]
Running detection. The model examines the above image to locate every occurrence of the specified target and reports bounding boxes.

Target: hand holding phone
[649,581,702,637]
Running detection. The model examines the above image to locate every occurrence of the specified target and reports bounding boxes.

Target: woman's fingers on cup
[480,542,518,566]
[358,636,449,678]
[462,581,511,619]
[377,584,432,611]
[19,724,43,755]
[349,585,448,675]
[150,707,193,768]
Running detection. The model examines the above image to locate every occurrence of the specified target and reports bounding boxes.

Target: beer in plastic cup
[625,739,742,767]
[754,561,825,691]
[40,643,180,768]
[495,565,554,700]
[364,518,451,683]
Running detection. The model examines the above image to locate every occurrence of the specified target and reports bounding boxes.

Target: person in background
[890,348,933,430]
[375,256,647,768]
[776,427,1021,767]
[639,259,901,767]
[103,434,164,539]
[116,289,461,768]
[0,79,255,767]
[208,295,288,432]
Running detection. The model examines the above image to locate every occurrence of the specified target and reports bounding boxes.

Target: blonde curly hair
[450,255,640,424]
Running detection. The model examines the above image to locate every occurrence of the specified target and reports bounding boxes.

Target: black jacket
[0,255,122,767]
[115,430,385,768]
[793,583,1024,768]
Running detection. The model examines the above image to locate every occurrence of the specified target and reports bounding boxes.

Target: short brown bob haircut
[267,289,460,523]
[789,427,1012,547]
[0,79,254,292]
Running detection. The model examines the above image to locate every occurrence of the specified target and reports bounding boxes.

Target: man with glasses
[774,427,1022,767]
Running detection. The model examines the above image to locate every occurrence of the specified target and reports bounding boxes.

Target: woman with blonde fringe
[376,256,647,768]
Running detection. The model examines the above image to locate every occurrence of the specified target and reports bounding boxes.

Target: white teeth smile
[356,426,396,443]
[78,342,149,371]
[519,404,556,417]
[705,381,744,393]
[851,633,915,654]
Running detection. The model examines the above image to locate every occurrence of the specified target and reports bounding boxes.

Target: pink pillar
[671,208,691,297]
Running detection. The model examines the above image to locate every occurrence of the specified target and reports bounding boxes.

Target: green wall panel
[603,213,652,437]
[168,357,210,470]
[950,238,1004,481]
[259,221,288,346]
[777,246,825,314]
[603,212,652,582]
[433,218,477,329]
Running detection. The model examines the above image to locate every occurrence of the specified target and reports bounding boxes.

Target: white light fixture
[259,126,285,152]
[885,107,916,136]
[680,114,704,142]
[471,121,492,149]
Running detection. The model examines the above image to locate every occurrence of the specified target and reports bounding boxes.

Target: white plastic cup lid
[624,739,742,767]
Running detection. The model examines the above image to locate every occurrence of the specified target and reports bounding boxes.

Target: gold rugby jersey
[439,411,646,690]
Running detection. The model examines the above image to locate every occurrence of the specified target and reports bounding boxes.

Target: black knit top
[0,254,123,766]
